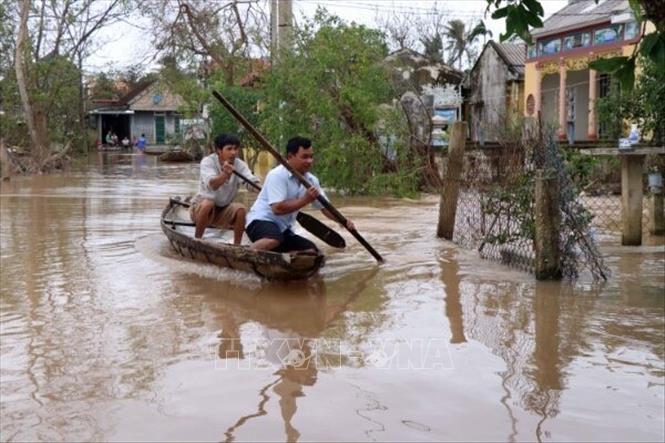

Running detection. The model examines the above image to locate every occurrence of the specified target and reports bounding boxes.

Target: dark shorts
[246,220,318,253]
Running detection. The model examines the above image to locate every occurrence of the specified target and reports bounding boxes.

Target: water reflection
[166,269,378,443]
[529,283,565,443]
[94,151,157,179]
[132,153,148,177]
[448,247,664,443]
[440,249,466,344]
[1,161,663,442]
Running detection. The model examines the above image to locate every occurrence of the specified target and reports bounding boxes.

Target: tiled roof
[532,0,630,38]
[120,80,155,104]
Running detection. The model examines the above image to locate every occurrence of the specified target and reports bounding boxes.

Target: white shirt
[246,164,326,232]
[193,154,259,207]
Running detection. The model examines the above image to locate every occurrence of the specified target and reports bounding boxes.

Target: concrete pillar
[587,61,598,140]
[621,154,645,245]
[437,122,467,240]
[558,58,567,141]
[534,170,562,280]
[648,190,664,235]
[534,64,542,116]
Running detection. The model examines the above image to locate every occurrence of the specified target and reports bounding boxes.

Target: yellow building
[523,0,643,141]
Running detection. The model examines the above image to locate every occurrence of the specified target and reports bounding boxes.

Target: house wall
[524,61,539,115]
[132,112,155,144]
[165,114,179,138]
[523,37,644,140]
[130,111,180,145]
[127,83,183,145]
[532,67,601,141]
[468,45,521,142]
[130,84,183,111]
[507,81,524,114]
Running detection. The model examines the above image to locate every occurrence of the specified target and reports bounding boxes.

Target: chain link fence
[440,122,617,280]
[575,156,654,235]
[450,145,536,273]
[446,145,656,244]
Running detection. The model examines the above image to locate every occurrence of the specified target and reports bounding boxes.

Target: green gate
[155,115,165,144]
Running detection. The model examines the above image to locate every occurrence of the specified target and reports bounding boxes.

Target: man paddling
[190,133,260,243]
[246,136,354,253]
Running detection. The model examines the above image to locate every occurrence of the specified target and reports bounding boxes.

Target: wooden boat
[158,150,194,162]
[161,197,325,280]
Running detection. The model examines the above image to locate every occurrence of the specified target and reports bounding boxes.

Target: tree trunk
[15,0,48,171]
[77,52,87,152]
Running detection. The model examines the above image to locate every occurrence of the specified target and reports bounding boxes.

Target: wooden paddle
[232,170,346,248]
[211,89,384,263]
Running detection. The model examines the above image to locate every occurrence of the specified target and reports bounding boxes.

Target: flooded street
[1,152,663,442]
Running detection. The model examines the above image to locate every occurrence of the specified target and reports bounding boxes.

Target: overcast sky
[85,0,568,73]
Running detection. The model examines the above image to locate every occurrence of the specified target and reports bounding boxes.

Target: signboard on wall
[434,108,458,122]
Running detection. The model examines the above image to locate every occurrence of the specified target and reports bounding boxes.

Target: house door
[155,115,165,144]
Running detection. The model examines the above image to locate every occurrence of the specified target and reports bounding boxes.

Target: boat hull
[161,198,325,280]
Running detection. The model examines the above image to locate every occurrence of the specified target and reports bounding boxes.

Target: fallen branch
[0,143,28,178]
[41,140,73,170]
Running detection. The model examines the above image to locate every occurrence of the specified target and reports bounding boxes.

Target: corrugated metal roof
[532,0,630,38]
[464,41,525,87]
[492,42,526,74]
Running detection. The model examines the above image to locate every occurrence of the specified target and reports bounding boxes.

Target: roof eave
[531,17,611,40]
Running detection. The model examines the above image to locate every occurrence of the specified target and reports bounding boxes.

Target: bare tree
[374,8,419,52]
[375,2,450,59]
[9,0,131,172]
[15,0,46,169]
[139,0,270,85]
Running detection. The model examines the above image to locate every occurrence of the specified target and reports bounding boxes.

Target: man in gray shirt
[190,133,260,243]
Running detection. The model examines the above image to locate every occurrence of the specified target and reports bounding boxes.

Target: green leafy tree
[595,82,628,141]
[443,19,487,70]
[260,10,419,196]
[209,72,266,167]
[596,57,665,144]
[159,55,207,117]
[88,72,120,100]
[629,57,665,144]
[421,34,444,63]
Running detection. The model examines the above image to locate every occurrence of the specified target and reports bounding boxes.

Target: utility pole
[278,0,293,53]
[270,0,292,60]
[270,0,278,58]
[270,0,292,155]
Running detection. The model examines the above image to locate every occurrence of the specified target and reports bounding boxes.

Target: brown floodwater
[1,152,663,442]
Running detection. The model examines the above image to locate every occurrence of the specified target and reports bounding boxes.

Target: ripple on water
[2,176,664,442]
[135,233,264,290]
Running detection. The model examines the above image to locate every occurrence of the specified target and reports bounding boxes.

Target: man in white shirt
[246,136,353,253]
[190,133,260,243]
